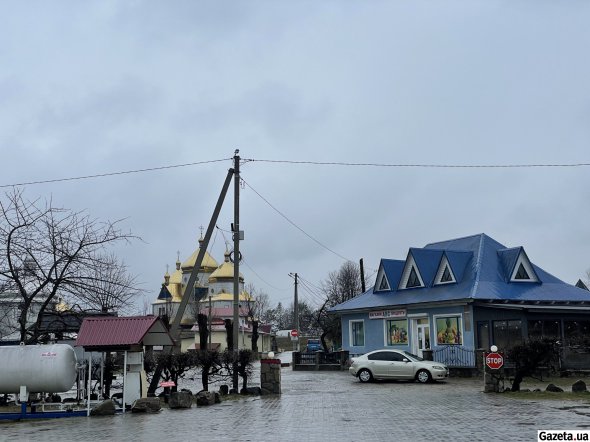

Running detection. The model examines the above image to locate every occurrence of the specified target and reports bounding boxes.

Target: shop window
[435,316,462,345]
[564,321,590,345]
[477,321,490,349]
[350,320,365,347]
[386,319,408,345]
[493,320,522,350]
[528,320,561,342]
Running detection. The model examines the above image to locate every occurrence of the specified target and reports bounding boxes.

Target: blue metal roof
[330,233,590,313]
[409,248,443,287]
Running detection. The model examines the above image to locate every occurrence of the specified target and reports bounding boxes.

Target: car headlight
[432,365,446,370]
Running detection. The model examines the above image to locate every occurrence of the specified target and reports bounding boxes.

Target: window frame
[349,319,365,347]
[384,319,409,346]
[433,314,464,346]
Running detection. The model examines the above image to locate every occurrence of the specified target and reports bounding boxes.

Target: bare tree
[316,261,364,351]
[245,284,273,355]
[0,188,137,343]
[322,261,363,306]
[66,253,143,314]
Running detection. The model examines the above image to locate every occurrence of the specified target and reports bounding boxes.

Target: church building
[152,233,269,353]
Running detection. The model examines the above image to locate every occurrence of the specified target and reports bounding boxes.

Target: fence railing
[560,345,590,371]
[432,345,476,368]
[292,351,349,371]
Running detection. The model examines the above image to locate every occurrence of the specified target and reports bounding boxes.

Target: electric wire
[243,158,590,169]
[0,158,231,188]
[3,156,589,189]
[241,177,352,262]
[215,225,289,292]
[241,258,290,292]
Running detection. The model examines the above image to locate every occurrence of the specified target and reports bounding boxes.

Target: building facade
[152,234,270,352]
[330,234,590,368]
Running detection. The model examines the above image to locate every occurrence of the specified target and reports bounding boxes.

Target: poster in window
[436,316,462,345]
[387,319,408,345]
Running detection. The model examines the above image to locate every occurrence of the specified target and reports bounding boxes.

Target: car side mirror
[403,358,410,363]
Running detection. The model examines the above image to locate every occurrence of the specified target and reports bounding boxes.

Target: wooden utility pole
[148,164,234,396]
[360,258,366,293]
[289,272,300,352]
[232,150,241,392]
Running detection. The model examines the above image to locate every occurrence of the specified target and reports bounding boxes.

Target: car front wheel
[416,369,432,383]
[358,368,373,383]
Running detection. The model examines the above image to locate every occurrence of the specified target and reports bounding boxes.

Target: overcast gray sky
[1,1,589,310]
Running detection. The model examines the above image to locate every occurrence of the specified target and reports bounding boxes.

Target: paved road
[2,354,590,441]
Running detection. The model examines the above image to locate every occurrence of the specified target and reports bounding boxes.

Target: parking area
[3,356,590,441]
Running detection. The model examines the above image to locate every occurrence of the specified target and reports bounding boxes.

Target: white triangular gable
[510,250,539,283]
[398,254,425,290]
[375,266,391,292]
[434,255,456,285]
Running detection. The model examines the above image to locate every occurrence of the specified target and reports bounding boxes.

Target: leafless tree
[245,284,273,354]
[315,261,364,350]
[0,188,137,343]
[65,253,143,314]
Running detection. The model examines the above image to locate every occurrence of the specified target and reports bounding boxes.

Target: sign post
[485,352,504,370]
[483,346,503,393]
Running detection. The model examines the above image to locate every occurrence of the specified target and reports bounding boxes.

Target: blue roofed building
[329,233,590,369]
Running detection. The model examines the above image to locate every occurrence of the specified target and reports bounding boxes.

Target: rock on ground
[90,400,116,416]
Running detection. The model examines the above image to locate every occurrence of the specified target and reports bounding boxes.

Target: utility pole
[289,272,300,351]
[148,166,234,396]
[232,150,241,392]
[208,295,212,350]
[360,258,366,293]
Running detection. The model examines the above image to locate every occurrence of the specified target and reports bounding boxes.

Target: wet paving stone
[2,366,589,441]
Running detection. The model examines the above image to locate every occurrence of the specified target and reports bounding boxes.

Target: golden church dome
[55,297,70,312]
[169,268,182,286]
[206,290,252,303]
[181,236,219,273]
[208,249,244,283]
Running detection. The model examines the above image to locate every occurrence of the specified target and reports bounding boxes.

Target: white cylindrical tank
[0,344,78,394]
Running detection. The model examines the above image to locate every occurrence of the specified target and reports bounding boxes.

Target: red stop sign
[485,352,504,369]
[290,329,299,337]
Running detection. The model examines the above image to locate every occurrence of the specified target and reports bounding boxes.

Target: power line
[215,225,289,292]
[243,158,590,169]
[3,156,589,189]
[241,258,290,292]
[0,158,231,188]
[241,177,352,262]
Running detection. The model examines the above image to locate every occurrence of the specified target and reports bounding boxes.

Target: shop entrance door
[411,318,431,357]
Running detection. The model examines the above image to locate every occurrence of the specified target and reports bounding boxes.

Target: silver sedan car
[349,349,449,383]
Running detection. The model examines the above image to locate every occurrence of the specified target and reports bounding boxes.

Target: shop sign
[369,310,406,319]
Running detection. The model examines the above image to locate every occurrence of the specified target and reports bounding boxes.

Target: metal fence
[432,345,476,367]
[560,345,590,371]
[292,351,349,371]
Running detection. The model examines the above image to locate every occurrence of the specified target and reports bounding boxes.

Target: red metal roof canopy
[75,315,174,350]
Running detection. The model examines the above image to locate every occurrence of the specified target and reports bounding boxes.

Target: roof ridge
[426,232,486,247]
[469,234,486,298]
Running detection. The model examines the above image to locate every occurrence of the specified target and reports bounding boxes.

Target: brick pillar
[260,359,281,395]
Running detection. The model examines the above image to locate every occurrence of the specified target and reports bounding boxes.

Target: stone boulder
[195,391,216,406]
[546,383,564,393]
[90,399,116,416]
[131,397,162,413]
[241,387,262,396]
[169,391,193,409]
[572,380,587,393]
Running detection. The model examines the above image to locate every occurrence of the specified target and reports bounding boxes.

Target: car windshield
[403,351,424,361]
